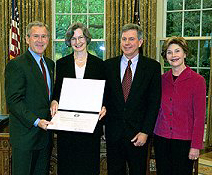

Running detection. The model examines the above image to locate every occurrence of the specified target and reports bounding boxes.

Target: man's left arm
[142,61,161,135]
[131,61,161,146]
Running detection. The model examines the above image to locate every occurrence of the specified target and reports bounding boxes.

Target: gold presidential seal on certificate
[47,78,105,133]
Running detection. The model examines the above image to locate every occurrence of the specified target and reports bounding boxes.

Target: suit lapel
[112,56,126,104]
[25,51,49,101]
[67,54,76,78]
[44,56,54,95]
[83,55,92,79]
[126,55,145,103]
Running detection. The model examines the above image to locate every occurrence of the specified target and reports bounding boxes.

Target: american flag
[9,0,20,60]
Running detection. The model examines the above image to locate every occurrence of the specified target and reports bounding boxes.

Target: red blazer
[154,66,206,149]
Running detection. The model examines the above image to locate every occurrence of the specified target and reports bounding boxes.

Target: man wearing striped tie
[5,21,54,175]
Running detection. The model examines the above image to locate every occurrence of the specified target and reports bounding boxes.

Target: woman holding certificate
[50,22,106,175]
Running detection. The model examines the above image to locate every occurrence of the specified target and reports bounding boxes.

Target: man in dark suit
[104,23,161,175]
[5,21,55,175]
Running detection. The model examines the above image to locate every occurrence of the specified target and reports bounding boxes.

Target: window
[166,0,212,37]
[156,0,212,119]
[52,0,105,61]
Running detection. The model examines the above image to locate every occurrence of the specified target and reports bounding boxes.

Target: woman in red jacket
[154,36,206,175]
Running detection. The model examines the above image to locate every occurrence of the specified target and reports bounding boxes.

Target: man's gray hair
[121,23,143,40]
[26,21,50,37]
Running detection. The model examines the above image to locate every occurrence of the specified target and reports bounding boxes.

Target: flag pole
[134,0,143,56]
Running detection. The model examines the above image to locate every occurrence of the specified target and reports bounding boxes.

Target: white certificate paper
[47,78,105,133]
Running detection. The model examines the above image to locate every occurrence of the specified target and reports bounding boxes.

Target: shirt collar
[28,47,44,62]
[122,53,139,65]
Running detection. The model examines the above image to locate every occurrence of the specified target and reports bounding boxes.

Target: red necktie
[122,60,132,102]
[40,58,49,95]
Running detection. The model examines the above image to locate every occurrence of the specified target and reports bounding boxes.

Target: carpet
[100,152,212,175]
[199,152,212,175]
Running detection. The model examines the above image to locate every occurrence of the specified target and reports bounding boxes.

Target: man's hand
[131,132,148,147]
[38,119,53,130]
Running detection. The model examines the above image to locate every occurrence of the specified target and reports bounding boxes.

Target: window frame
[156,0,211,123]
[52,0,106,61]
[156,0,211,67]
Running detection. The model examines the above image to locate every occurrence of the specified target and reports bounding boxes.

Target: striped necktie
[40,58,49,95]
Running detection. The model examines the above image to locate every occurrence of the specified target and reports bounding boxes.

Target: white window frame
[52,0,106,61]
[156,0,211,125]
[156,0,211,69]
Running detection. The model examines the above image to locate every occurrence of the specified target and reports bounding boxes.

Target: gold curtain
[0,0,52,114]
[106,0,135,59]
[139,0,157,59]
[105,0,157,60]
[205,47,212,147]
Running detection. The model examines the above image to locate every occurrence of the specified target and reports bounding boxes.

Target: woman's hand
[99,106,106,120]
[50,100,59,117]
[189,148,200,160]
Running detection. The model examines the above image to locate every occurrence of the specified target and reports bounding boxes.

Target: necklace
[74,52,87,64]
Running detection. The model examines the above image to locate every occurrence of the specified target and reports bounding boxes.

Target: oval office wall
[0,0,212,175]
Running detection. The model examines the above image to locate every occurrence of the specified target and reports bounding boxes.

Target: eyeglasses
[71,36,85,43]
[29,34,49,40]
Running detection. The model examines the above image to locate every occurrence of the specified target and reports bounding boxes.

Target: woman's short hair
[161,36,189,60]
[65,22,92,47]
[121,23,143,40]
[26,21,50,37]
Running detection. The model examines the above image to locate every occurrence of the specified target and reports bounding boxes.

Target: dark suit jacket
[104,54,161,143]
[5,50,55,150]
[52,52,105,136]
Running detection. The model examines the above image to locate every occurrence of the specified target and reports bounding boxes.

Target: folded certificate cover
[59,78,105,113]
[47,78,105,133]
